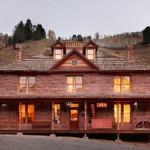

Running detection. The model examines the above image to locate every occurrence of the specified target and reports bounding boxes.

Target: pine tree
[13,21,26,43]
[24,19,33,40]
[77,34,83,41]
[33,24,46,40]
[143,26,150,44]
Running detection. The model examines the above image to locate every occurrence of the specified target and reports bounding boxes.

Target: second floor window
[66,76,83,93]
[19,76,36,94]
[86,49,95,60]
[54,49,63,60]
[114,76,131,93]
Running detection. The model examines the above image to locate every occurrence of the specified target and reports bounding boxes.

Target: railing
[86,116,116,130]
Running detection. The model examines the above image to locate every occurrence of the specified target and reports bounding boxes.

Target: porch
[0,99,150,134]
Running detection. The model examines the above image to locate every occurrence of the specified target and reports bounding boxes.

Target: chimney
[15,44,22,61]
[127,45,133,62]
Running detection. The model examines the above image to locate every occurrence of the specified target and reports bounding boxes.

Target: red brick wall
[0,73,150,96]
[132,74,150,94]
[36,73,113,97]
[0,102,18,129]
[0,75,18,96]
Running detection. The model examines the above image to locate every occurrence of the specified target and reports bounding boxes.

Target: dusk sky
[1,0,150,38]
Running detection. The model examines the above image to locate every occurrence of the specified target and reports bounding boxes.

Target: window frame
[19,104,35,124]
[86,49,95,60]
[53,49,63,60]
[53,103,61,124]
[19,76,36,94]
[66,76,83,93]
[114,76,131,93]
[114,103,131,124]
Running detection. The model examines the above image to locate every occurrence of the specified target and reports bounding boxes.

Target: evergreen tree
[77,34,83,41]
[12,19,46,43]
[72,34,77,40]
[13,21,26,43]
[33,24,46,40]
[143,26,150,44]
[7,36,13,46]
[24,19,33,40]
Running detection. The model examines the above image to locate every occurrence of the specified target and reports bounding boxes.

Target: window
[114,76,130,93]
[19,104,35,124]
[54,49,63,60]
[114,104,131,123]
[19,76,36,94]
[86,49,95,60]
[53,104,60,123]
[66,76,83,93]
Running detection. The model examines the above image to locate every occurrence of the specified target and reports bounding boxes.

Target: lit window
[114,76,130,93]
[19,76,36,94]
[114,104,130,123]
[54,49,63,60]
[66,76,83,93]
[86,49,95,60]
[19,104,35,124]
[53,104,60,123]
[123,104,131,123]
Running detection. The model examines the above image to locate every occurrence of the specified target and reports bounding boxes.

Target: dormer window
[51,40,66,60]
[54,49,63,60]
[86,49,95,60]
[83,40,98,60]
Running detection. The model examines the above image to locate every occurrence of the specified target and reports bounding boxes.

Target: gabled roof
[51,40,65,49]
[83,40,98,49]
[0,58,150,73]
[51,49,99,71]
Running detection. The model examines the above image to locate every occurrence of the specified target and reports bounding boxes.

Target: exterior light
[134,101,138,107]
[1,103,8,108]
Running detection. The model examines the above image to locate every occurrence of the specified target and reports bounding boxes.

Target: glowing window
[66,76,83,93]
[54,49,63,60]
[114,104,130,123]
[53,104,61,123]
[19,104,35,124]
[114,76,130,93]
[86,49,95,60]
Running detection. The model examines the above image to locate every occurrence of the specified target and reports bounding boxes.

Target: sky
[0,0,150,38]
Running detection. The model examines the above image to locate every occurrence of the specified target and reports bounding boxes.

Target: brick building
[0,40,150,138]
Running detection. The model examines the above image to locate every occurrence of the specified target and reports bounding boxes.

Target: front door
[70,109,79,129]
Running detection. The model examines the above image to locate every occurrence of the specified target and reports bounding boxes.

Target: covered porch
[0,98,150,134]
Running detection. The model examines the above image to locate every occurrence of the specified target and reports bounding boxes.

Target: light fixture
[134,101,138,107]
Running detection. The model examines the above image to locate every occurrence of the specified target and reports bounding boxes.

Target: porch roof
[0,93,150,100]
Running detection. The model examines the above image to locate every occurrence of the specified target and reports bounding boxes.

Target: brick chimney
[127,45,133,62]
[15,44,22,61]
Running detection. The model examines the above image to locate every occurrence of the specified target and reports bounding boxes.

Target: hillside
[0,39,150,65]
[0,39,54,65]
[97,32,143,49]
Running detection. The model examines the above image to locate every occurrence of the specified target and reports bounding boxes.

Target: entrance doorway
[70,109,79,129]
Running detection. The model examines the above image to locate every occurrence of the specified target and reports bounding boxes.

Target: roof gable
[83,40,98,49]
[51,40,65,49]
[51,49,99,71]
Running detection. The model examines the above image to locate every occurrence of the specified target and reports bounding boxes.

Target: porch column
[19,101,22,131]
[117,102,120,131]
[84,101,87,131]
[51,101,54,130]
